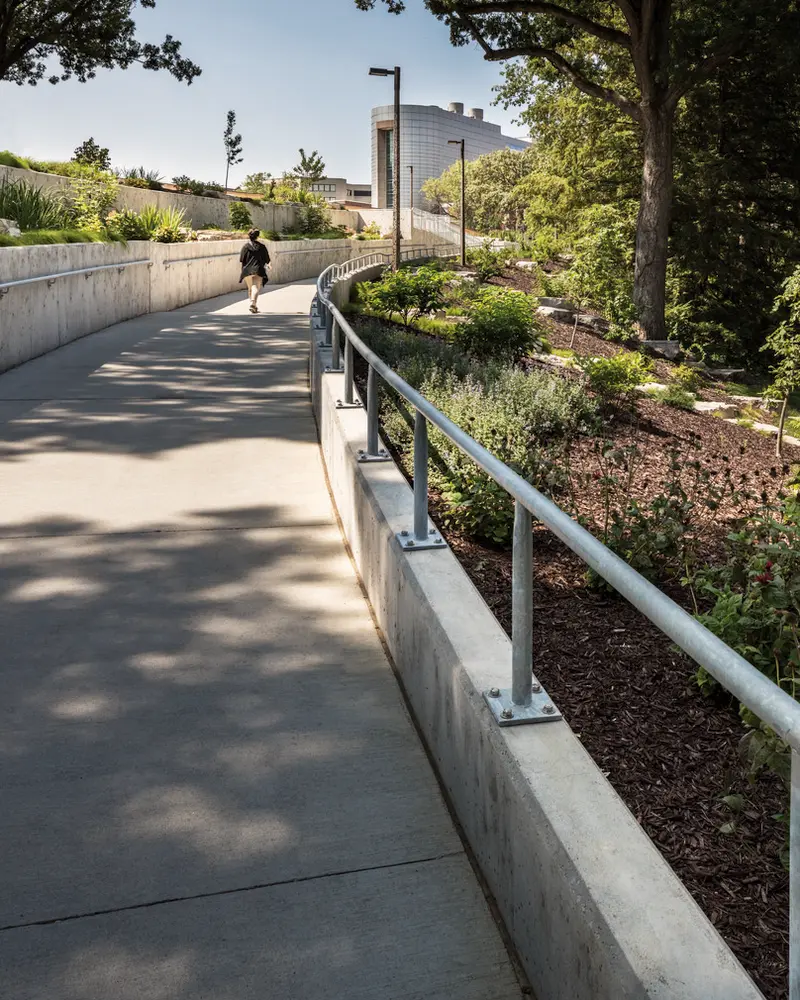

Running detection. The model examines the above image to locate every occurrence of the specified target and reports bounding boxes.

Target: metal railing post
[366,365,379,455]
[344,337,355,405]
[792,750,800,1000]
[331,316,341,370]
[324,304,333,347]
[512,501,533,707]
[413,411,429,542]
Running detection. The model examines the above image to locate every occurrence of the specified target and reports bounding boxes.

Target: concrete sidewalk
[0,281,523,999]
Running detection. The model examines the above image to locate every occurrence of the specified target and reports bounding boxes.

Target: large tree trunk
[634,105,675,341]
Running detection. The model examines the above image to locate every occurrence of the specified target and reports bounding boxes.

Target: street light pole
[448,138,466,267]
[409,164,414,213]
[369,65,402,271]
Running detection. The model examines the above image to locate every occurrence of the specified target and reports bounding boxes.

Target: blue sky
[0,0,528,185]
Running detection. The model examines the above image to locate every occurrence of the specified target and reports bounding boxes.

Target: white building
[371,102,529,212]
[308,178,372,206]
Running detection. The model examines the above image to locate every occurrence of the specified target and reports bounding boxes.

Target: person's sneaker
[250,303,258,314]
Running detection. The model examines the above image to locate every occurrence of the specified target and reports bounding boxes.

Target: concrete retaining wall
[0,238,409,373]
[0,164,300,233]
[310,271,764,1000]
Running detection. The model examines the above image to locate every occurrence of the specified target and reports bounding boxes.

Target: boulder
[693,400,739,419]
[705,367,745,380]
[640,340,682,361]
[0,218,21,237]
[538,296,575,310]
[516,260,538,271]
[537,305,575,323]
[576,313,610,334]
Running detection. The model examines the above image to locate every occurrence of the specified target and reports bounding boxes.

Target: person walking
[239,229,270,313]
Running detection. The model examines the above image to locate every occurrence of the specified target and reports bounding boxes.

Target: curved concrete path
[0,282,524,999]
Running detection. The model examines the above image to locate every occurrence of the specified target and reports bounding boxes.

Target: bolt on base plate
[357,448,391,463]
[484,686,562,727]
[396,528,448,551]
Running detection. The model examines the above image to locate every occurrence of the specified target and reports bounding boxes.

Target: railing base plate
[357,449,391,463]
[324,366,344,374]
[484,687,562,727]
[336,400,363,409]
[396,529,448,551]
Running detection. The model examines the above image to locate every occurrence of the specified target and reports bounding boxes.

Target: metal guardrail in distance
[315,250,800,999]
[0,258,151,296]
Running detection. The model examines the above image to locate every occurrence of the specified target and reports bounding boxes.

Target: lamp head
[369,67,394,76]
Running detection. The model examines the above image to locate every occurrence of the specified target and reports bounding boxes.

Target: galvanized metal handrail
[0,258,151,294]
[315,249,800,999]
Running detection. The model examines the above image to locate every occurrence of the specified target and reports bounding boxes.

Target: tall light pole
[369,65,401,271]
[448,138,466,267]
[408,164,414,212]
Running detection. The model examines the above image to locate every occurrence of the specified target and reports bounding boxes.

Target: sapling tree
[293,149,325,190]
[72,138,111,170]
[763,266,800,458]
[223,111,243,190]
[0,0,199,87]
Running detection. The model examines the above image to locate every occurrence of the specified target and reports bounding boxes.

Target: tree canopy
[355,0,800,341]
[0,0,200,87]
[293,149,326,189]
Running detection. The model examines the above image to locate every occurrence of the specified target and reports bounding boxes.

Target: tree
[293,149,325,190]
[223,111,243,191]
[423,147,533,230]
[355,0,796,341]
[763,268,800,458]
[72,138,111,170]
[0,0,200,87]
[241,171,273,195]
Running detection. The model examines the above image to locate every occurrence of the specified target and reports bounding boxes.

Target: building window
[385,129,394,209]
[354,190,370,198]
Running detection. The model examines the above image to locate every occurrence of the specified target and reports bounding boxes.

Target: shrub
[107,204,187,242]
[0,179,70,230]
[297,197,331,235]
[576,351,653,407]
[262,229,280,241]
[363,265,451,327]
[673,362,702,391]
[466,239,514,281]
[456,287,543,362]
[649,385,697,410]
[229,201,253,231]
[151,223,185,244]
[64,168,118,232]
[579,438,740,585]
[72,138,111,171]
[119,166,163,189]
[693,500,800,700]
[563,201,638,338]
[360,221,382,240]
[0,150,30,169]
[106,209,150,241]
[422,368,598,544]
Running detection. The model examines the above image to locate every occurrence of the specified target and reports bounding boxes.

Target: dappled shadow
[0,286,520,1000]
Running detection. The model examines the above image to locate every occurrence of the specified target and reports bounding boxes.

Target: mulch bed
[431,402,799,1000]
[351,277,800,997]
[433,407,798,1000]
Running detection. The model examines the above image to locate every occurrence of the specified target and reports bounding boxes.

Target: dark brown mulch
[383,379,797,999]
[444,526,790,1000]
[421,400,799,999]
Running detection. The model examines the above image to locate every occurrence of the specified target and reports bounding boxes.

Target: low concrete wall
[0,164,300,233]
[0,238,415,373]
[310,272,764,1000]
